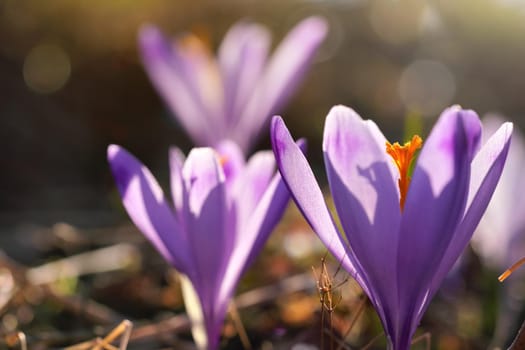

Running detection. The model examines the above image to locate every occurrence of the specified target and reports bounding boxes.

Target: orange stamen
[213,151,228,168]
[386,135,423,210]
[179,34,211,55]
[178,25,213,56]
[218,155,228,167]
[498,257,525,282]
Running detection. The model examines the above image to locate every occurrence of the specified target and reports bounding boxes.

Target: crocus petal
[238,17,328,150]
[399,108,481,280]
[409,122,512,336]
[323,105,400,239]
[323,105,401,335]
[496,121,525,232]
[218,22,271,129]
[108,145,190,271]
[395,108,482,346]
[256,16,328,113]
[175,35,224,126]
[427,122,513,303]
[169,147,186,215]
[474,117,525,267]
[182,148,231,334]
[216,168,291,324]
[366,120,403,176]
[232,150,276,233]
[138,25,216,145]
[179,274,208,350]
[215,140,246,190]
[270,115,365,289]
[214,139,309,333]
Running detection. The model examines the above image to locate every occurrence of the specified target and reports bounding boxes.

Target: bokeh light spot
[398,60,456,116]
[23,43,71,94]
[370,0,425,45]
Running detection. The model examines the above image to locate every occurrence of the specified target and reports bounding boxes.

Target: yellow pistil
[498,257,525,282]
[385,135,423,211]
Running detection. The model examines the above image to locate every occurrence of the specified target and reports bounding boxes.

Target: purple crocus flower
[138,16,327,153]
[271,105,512,350]
[108,140,291,349]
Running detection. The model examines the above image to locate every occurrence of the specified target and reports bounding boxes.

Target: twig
[129,314,191,342]
[26,243,140,285]
[322,328,351,350]
[44,285,122,324]
[360,333,383,350]
[0,251,124,324]
[235,273,315,309]
[3,332,27,350]
[128,273,316,344]
[17,332,27,350]
[93,320,132,350]
[0,268,18,313]
[509,319,525,350]
[228,302,252,350]
[337,296,367,350]
[411,332,431,350]
[0,248,320,348]
[64,320,132,350]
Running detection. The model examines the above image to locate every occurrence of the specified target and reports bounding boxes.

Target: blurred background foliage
[2,0,525,223]
[1,1,525,348]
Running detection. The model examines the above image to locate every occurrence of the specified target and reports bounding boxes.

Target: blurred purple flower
[472,116,525,346]
[108,140,291,349]
[271,105,512,350]
[138,16,327,153]
[473,116,525,271]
